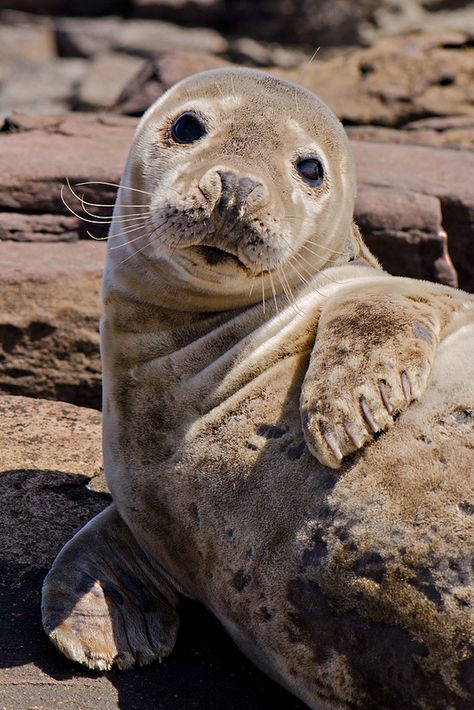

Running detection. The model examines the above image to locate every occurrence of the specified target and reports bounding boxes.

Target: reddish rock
[353,140,474,291]
[0,394,104,493]
[0,16,55,66]
[0,212,78,242]
[0,57,87,116]
[75,51,144,110]
[440,197,474,293]
[116,50,231,115]
[346,116,474,152]
[281,32,474,127]
[56,15,227,60]
[133,0,224,25]
[0,111,136,214]
[355,187,457,286]
[0,241,106,408]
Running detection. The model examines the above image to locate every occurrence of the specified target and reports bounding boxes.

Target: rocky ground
[1,1,474,708]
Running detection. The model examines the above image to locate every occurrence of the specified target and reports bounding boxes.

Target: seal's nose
[216,170,267,213]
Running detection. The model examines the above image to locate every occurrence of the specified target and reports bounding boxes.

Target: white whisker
[303,239,346,256]
[248,274,256,298]
[109,226,151,249]
[119,237,153,265]
[65,178,150,211]
[268,270,279,313]
[77,180,155,197]
[307,46,320,64]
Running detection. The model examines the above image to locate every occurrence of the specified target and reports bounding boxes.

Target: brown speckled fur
[42,69,474,708]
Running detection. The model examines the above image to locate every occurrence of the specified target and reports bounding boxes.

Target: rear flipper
[42,505,179,671]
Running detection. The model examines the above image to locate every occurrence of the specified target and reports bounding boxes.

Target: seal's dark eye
[296,158,324,186]
[171,113,206,144]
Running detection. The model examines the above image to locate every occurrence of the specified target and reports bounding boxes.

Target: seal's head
[108,68,358,310]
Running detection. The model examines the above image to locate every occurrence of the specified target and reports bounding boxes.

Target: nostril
[216,170,239,195]
[217,171,267,211]
[198,169,223,202]
[245,182,267,209]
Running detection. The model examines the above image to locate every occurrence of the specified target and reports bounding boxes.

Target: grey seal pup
[42,68,474,708]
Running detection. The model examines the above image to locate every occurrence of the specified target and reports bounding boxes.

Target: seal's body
[43,69,474,708]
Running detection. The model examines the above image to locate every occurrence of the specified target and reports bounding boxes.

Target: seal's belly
[108,341,325,596]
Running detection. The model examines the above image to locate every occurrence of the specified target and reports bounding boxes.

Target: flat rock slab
[352,140,474,290]
[346,116,474,153]
[0,394,304,710]
[0,112,136,214]
[0,241,106,408]
[282,32,474,127]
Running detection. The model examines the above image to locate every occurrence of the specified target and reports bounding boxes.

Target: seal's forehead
[146,67,343,136]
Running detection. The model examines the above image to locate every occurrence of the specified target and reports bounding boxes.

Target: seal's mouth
[189,245,246,269]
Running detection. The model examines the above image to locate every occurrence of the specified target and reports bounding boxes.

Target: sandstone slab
[0,241,106,408]
[76,52,144,110]
[353,139,474,291]
[0,112,136,215]
[355,187,457,286]
[0,19,55,66]
[0,58,87,116]
[133,0,223,25]
[0,213,78,242]
[116,17,227,56]
[115,50,231,115]
[282,32,474,127]
[55,15,227,60]
[346,116,474,152]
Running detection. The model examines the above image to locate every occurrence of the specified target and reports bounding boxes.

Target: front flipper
[42,505,179,671]
[301,289,449,469]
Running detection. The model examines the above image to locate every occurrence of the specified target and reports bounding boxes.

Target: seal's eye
[296,158,324,186]
[171,113,206,144]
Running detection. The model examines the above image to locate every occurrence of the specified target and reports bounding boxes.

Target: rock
[0,394,105,499]
[361,0,474,43]
[115,50,231,115]
[353,139,474,291]
[281,32,474,127]
[116,18,227,57]
[0,1,62,12]
[55,16,123,58]
[133,0,224,26]
[0,392,106,581]
[0,213,78,242]
[55,16,227,60]
[440,197,474,293]
[228,37,307,68]
[355,187,457,286]
[0,241,106,408]
[0,16,55,66]
[0,0,130,13]
[116,33,474,128]
[346,116,474,151]
[0,58,87,116]
[75,52,144,110]
[0,111,136,214]
[220,0,377,47]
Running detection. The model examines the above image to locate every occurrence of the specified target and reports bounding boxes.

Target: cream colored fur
[42,69,474,709]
